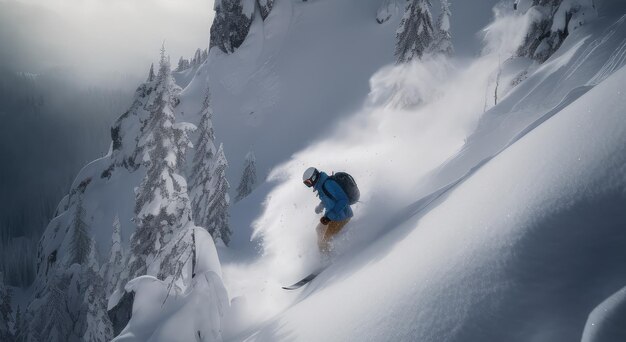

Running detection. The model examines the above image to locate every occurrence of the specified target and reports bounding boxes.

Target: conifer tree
[103,215,124,296]
[432,0,453,56]
[128,46,194,280]
[395,0,435,63]
[81,269,113,342]
[26,273,73,342]
[210,0,255,53]
[190,87,217,230]
[0,273,14,342]
[70,196,91,266]
[258,0,275,20]
[516,0,595,62]
[235,151,257,202]
[25,195,110,341]
[193,48,202,65]
[73,234,112,341]
[148,63,155,82]
[14,305,22,341]
[206,144,231,245]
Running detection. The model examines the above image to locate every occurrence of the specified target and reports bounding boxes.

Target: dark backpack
[323,172,360,205]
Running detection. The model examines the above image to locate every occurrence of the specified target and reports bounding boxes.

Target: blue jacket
[314,172,354,222]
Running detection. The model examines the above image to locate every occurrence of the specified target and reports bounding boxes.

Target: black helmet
[302,167,320,188]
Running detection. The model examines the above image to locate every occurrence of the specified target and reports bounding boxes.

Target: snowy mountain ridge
[10,45,230,341]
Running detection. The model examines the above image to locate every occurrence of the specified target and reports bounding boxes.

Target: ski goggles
[303,178,314,187]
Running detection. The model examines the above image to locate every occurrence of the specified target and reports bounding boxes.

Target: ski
[282,266,328,290]
[282,272,319,290]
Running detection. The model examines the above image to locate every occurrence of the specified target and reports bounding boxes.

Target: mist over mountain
[0,0,213,287]
[0,69,136,286]
[0,0,213,81]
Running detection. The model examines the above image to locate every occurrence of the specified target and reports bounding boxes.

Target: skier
[302,167,355,255]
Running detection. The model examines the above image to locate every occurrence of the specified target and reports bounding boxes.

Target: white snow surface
[246,56,626,342]
[112,271,229,342]
[207,1,626,341]
[112,227,225,341]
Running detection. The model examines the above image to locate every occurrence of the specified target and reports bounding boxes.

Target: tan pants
[316,218,351,254]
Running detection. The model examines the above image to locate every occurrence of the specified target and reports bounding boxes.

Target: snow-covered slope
[224,1,626,341]
[179,0,403,183]
[248,61,626,342]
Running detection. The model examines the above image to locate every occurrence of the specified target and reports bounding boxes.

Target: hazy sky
[0,0,502,83]
[0,0,214,83]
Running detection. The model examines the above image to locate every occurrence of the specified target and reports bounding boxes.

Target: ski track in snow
[409,83,594,234]
[589,38,626,84]
[564,14,626,84]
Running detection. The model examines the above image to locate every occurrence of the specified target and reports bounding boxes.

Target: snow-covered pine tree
[210,0,255,53]
[0,273,14,342]
[177,57,190,71]
[147,63,155,82]
[516,0,596,62]
[80,269,113,342]
[193,48,202,65]
[175,48,209,72]
[188,90,231,245]
[190,87,217,228]
[258,0,274,20]
[102,215,124,296]
[14,305,22,341]
[206,144,231,245]
[70,196,91,266]
[107,47,197,334]
[395,0,435,63]
[235,151,257,202]
[431,0,453,56]
[127,45,194,282]
[23,194,111,342]
[74,233,112,341]
[26,273,73,342]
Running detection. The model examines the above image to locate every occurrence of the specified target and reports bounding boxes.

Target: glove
[314,202,324,214]
[320,216,330,225]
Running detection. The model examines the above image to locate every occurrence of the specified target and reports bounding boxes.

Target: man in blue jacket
[302,167,354,255]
